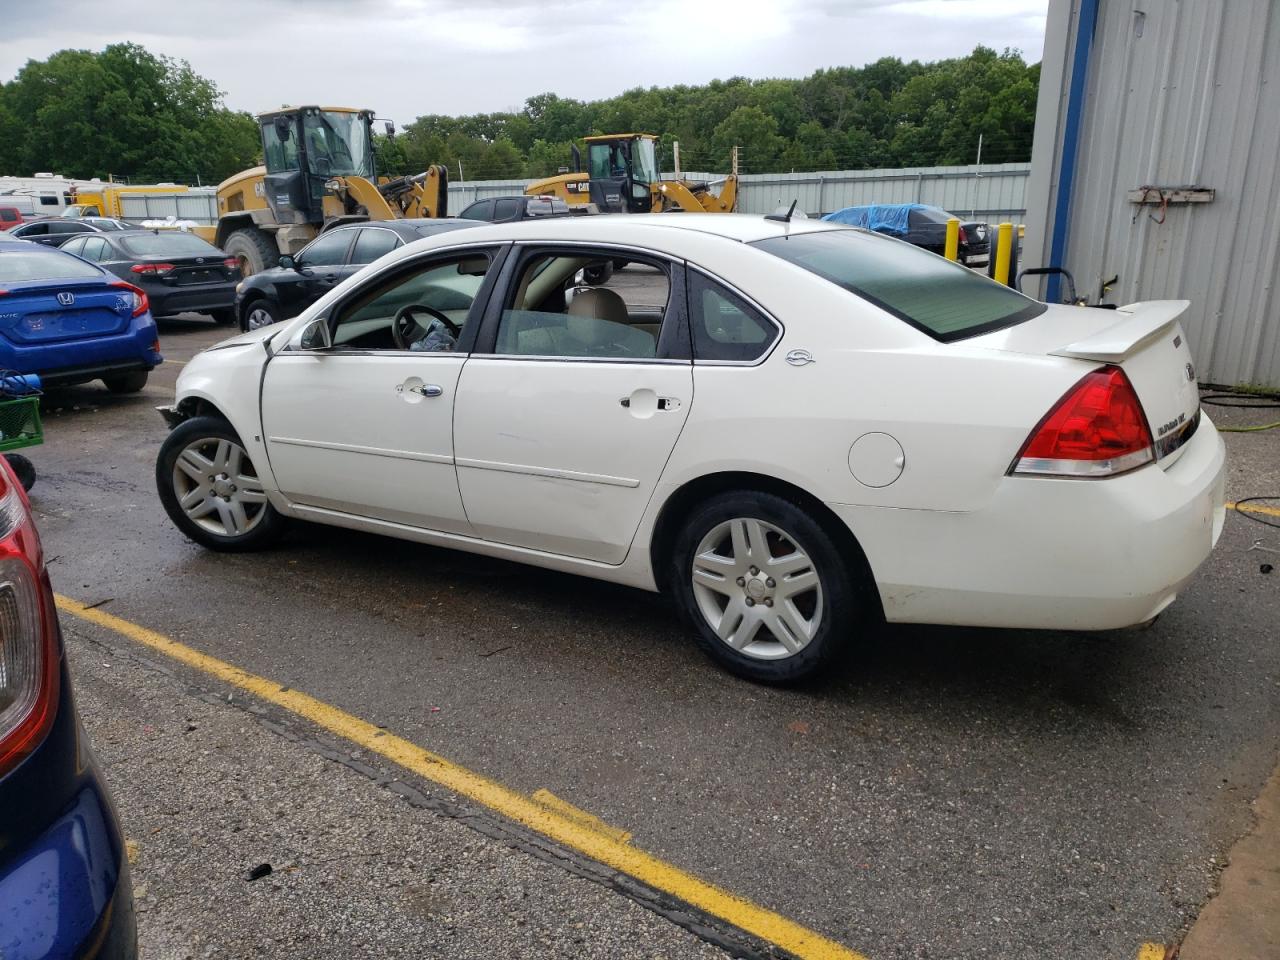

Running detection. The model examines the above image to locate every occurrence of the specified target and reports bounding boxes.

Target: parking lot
[31,317,1280,960]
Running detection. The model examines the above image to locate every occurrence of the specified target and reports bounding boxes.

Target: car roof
[415,212,842,246]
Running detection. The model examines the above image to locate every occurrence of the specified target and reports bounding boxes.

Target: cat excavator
[198,106,449,276]
[525,134,736,214]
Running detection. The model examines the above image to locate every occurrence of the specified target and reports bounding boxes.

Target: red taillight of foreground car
[109,280,149,317]
[0,462,60,779]
[130,262,176,276]
[1011,365,1154,478]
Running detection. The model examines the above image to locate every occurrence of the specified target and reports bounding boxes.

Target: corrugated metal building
[1025,0,1280,388]
[447,163,1031,220]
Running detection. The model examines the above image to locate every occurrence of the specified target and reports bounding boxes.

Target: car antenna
[765,200,798,223]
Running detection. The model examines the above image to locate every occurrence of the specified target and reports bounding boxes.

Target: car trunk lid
[975,300,1201,466]
[0,279,134,343]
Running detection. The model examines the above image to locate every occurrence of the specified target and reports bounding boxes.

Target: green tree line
[0,43,1037,185]
[378,46,1038,181]
[0,43,259,184]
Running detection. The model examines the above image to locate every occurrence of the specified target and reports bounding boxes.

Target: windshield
[631,138,659,185]
[120,233,221,257]
[753,229,1045,342]
[302,111,375,178]
[0,249,102,282]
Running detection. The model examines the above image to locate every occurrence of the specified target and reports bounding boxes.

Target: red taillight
[1011,365,1154,478]
[958,226,968,244]
[130,262,175,276]
[110,280,149,317]
[223,258,239,270]
[0,461,60,779]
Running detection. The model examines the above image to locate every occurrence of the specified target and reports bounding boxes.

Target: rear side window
[753,229,1044,341]
[459,200,493,221]
[120,232,221,257]
[351,228,401,264]
[493,198,521,221]
[0,210,17,223]
[0,249,103,281]
[688,271,778,363]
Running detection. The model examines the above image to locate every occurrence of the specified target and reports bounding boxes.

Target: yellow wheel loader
[524,134,736,215]
[200,106,448,276]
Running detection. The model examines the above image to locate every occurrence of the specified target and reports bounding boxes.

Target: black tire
[239,297,281,333]
[209,308,236,326]
[103,370,149,394]
[669,490,868,684]
[222,227,279,278]
[5,454,35,492]
[156,416,286,552]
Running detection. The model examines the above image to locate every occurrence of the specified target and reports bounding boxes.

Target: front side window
[14,222,47,237]
[753,229,1045,341]
[329,251,494,351]
[297,230,353,268]
[262,119,300,174]
[0,210,17,223]
[630,138,659,186]
[494,250,671,360]
[688,272,778,363]
[51,221,91,235]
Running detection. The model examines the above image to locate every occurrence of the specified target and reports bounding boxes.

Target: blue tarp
[822,202,931,236]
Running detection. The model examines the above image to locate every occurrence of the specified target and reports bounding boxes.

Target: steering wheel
[392,303,459,350]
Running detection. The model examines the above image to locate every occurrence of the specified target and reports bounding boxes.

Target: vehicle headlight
[235,281,244,293]
[324,179,342,192]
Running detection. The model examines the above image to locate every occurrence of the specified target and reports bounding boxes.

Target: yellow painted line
[1227,500,1280,519]
[1136,944,1167,960]
[532,788,633,844]
[55,594,866,960]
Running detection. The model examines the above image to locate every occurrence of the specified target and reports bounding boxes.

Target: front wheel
[670,491,866,684]
[156,416,286,551]
[4,454,34,492]
[240,298,280,333]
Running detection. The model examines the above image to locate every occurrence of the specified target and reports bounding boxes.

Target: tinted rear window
[120,232,221,257]
[753,229,1044,341]
[0,249,103,282]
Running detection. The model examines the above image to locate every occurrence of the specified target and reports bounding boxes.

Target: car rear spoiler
[1048,300,1190,363]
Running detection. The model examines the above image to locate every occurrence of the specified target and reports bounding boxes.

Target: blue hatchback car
[0,459,137,957]
[0,238,161,393]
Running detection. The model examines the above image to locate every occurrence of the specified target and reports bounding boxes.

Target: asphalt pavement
[30,316,1280,960]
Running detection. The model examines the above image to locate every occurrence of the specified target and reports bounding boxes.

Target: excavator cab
[259,106,377,227]
[583,135,658,213]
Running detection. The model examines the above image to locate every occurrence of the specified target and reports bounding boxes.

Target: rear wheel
[156,416,285,552]
[240,298,280,333]
[222,227,279,278]
[209,308,235,326]
[103,371,148,394]
[583,261,614,285]
[670,491,866,684]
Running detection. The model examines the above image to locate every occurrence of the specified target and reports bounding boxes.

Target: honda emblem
[56,291,75,306]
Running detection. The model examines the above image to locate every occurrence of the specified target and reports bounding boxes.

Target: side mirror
[299,317,332,351]
[278,255,295,270]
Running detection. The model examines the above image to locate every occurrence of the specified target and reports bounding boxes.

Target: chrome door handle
[396,382,443,398]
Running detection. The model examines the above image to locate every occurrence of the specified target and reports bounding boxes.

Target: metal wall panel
[445,164,1031,221]
[1026,0,1280,388]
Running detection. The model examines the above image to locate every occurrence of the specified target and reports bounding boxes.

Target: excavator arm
[324,164,450,220]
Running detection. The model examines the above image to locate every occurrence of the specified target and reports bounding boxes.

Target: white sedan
[156,214,1226,684]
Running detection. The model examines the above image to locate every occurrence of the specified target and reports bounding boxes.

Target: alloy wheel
[245,306,275,330]
[690,517,824,660]
[171,437,269,537]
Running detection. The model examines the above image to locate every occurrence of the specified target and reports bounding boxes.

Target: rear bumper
[148,283,236,318]
[831,413,1227,630]
[0,659,136,959]
[0,315,161,384]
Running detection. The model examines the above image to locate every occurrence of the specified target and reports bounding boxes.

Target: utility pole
[732,145,739,176]
[457,160,464,183]
[673,141,681,177]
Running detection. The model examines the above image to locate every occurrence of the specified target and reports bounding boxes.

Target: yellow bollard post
[944,218,960,261]
[993,221,1014,286]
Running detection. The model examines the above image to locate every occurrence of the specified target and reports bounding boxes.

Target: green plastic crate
[0,396,42,452]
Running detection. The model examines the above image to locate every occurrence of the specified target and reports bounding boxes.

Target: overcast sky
[0,0,1047,125]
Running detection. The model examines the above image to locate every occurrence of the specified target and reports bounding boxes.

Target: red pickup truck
[0,207,26,231]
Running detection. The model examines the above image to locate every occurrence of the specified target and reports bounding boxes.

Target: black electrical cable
[1201,392,1280,409]
[1233,497,1280,530]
